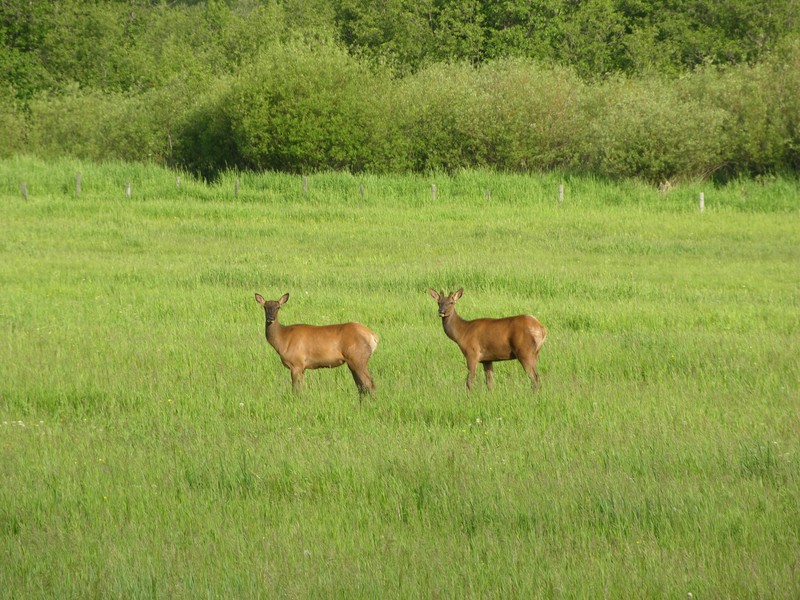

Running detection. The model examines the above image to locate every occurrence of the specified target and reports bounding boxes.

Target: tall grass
[1,157,798,598]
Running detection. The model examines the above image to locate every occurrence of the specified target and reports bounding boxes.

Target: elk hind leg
[518,353,541,392]
[348,364,375,396]
[482,362,495,390]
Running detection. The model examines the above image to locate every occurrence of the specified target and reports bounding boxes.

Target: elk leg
[348,367,362,392]
[362,370,376,393]
[519,355,541,392]
[466,358,478,391]
[483,362,495,390]
[347,365,371,396]
[290,367,305,394]
[348,366,374,396]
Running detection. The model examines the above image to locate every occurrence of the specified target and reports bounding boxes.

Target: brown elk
[255,293,379,396]
[429,288,547,392]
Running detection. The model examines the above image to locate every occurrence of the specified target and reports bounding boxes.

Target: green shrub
[17,35,800,181]
[26,82,198,165]
[578,75,727,181]
[172,76,240,180]
[394,60,586,173]
[471,60,585,171]
[26,86,117,161]
[394,63,483,172]
[0,85,26,157]
[226,40,382,173]
[775,40,800,172]
[682,44,800,178]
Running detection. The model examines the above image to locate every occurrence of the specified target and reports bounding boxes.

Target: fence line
[12,175,710,209]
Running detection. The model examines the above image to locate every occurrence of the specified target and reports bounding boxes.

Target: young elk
[255,293,379,397]
[429,288,547,392]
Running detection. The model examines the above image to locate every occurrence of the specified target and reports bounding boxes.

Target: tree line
[1,0,799,181]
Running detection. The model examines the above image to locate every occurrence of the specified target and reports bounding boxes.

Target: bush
[26,86,116,161]
[470,60,585,171]
[18,35,800,182]
[226,40,383,173]
[393,60,586,173]
[393,63,483,172]
[172,76,240,180]
[682,44,800,178]
[577,75,727,182]
[0,85,26,157]
[25,78,208,165]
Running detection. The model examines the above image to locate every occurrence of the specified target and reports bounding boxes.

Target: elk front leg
[483,362,495,389]
[465,357,478,391]
[290,367,305,394]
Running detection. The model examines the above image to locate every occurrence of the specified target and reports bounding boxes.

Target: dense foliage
[1,0,799,180]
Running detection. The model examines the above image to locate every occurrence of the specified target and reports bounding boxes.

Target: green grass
[1,156,799,598]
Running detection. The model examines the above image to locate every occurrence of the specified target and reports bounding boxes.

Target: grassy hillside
[1,157,798,597]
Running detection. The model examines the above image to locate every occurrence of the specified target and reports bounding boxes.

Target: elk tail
[531,323,548,353]
[368,331,380,354]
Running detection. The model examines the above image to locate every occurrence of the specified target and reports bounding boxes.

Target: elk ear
[429,288,440,300]
[453,288,463,301]
[278,293,290,305]
[255,293,266,305]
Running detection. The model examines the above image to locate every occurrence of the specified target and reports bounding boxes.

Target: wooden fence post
[485,188,491,202]
[303,175,308,194]
[125,183,131,198]
[21,182,27,200]
[699,192,705,213]
[432,184,437,201]
[359,182,364,198]
[76,173,81,197]
[558,183,564,205]
[176,176,181,190]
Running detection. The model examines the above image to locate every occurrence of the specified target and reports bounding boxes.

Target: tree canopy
[2,0,797,98]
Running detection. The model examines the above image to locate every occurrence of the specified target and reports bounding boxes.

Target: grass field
[1,156,799,598]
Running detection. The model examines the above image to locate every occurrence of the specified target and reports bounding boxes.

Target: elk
[255,293,379,396]
[429,288,547,392]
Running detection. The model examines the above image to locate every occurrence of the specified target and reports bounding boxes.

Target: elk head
[255,292,289,324]
[429,288,463,318]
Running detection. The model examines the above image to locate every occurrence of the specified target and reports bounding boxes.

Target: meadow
[1,156,798,598]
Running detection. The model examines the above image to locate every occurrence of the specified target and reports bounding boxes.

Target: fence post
[432,184,437,201]
[359,182,364,198]
[558,183,564,205]
[125,183,131,198]
[485,188,491,202]
[176,176,181,190]
[699,192,705,213]
[76,173,81,197]
[21,182,27,200]
[303,175,308,194]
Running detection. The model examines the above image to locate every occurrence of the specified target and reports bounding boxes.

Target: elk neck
[441,308,468,343]
[264,315,285,349]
